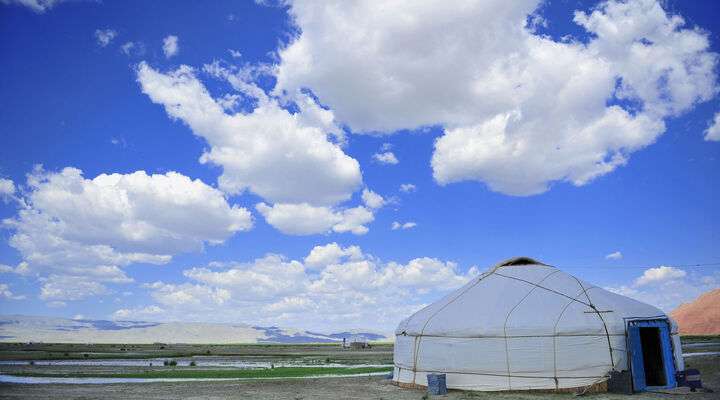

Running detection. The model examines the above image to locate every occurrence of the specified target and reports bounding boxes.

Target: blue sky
[0,0,718,331]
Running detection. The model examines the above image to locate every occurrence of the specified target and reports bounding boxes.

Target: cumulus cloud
[145,281,231,306]
[2,167,252,300]
[162,35,179,58]
[635,266,686,286]
[138,62,362,206]
[256,202,374,235]
[113,305,164,320]
[373,152,398,165]
[0,283,25,300]
[40,275,109,301]
[705,112,720,141]
[183,254,305,301]
[94,29,117,47]
[274,0,717,196]
[361,188,385,209]
[606,251,623,260]
[607,267,718,311]
[254,188,383,236]
[1,0,60,13]
[0,178,15,200]
[391,221,417,230]
[304,242,363,270]
[114,244,479,329]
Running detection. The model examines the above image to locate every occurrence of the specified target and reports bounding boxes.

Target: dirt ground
[0,375,717,400]
[0,343,717,400]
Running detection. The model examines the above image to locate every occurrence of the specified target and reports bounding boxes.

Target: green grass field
[0,342,394,361]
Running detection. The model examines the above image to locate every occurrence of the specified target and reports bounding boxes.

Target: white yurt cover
[393,257,683,391]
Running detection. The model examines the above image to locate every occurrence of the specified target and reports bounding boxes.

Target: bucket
[427,373,447,395]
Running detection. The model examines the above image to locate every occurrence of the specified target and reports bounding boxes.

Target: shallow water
[0,359,391,369]
[683,342,720,349]
[683,351,720,358]
[0,372,390,385]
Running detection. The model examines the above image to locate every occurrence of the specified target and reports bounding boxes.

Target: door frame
[626,318,677,392]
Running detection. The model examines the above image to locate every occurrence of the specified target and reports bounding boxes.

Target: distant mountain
[0,315,391,344]
[670,288,720,335]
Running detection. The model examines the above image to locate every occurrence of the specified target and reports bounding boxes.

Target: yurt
[393,257,683,393]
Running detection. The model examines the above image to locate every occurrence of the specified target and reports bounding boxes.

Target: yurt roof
[396,257,667,338]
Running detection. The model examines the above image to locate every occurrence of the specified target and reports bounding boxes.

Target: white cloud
[635,265,686,286]
[2,0,59,13]
[304,242,363,270]
[275,0,718,196]
[2,167,252,299]
[117,244,479,330]
[112,305,164,320]
[705,112,720,141]
[256,202,374,235]
[607,268,719,311]
[606,251,623,260]
[373,152,398,165]
[145,281,231,306]
[46,301,66,308]
[215,93,241,111]
[328,206,375,235]
[120,41,145,57]
[361,188,385,209]
[183,254,305,301]
[162,35,179,58]
[39,275,108,301]
[399,183,416,193]
[228,49,242,58]
[0,283,25,300]
[391,221,417,230]
[94,29,117,47]
[137,62,362,206]
[0,264,14,273]
[0,178,15,199]
[381,258,479,291]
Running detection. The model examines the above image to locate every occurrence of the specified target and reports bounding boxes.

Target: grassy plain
[0,339,717,399]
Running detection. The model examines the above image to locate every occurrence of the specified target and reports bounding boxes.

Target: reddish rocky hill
[671,288,720,335]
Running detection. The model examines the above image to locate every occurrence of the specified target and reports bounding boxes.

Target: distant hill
[0,315,391,344]
[671,288,720,335]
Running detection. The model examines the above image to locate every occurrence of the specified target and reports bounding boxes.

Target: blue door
[627,320,677,391]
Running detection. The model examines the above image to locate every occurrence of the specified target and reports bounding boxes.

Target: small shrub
[205,350,211,355]
[189,361,196,367]
[28,360,35,365]
[163,359,178,366]
[325,357,331,364]
[83,353,89,358]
